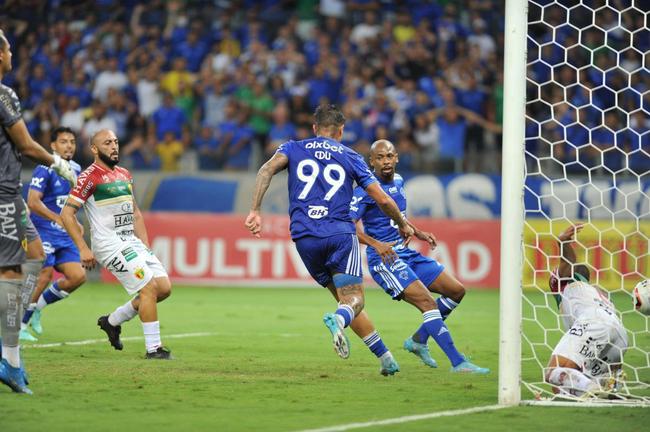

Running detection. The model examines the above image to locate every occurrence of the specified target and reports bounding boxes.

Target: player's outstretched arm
[61,201,96,270]
[354,220,398,265]
[557,223,584,278]
[245,152,288,238]
[132,198,149,247]
[364,182,414,244]
[6,120,76,185]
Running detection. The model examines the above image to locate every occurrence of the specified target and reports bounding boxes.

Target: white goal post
[499,0,528,406]
[499,0,650,406]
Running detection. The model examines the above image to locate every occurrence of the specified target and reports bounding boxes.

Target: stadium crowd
[0,0,506,174]
[526,0,648,176]
[1,0,645,176]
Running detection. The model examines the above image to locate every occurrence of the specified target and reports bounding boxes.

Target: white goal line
[294,404,508,432]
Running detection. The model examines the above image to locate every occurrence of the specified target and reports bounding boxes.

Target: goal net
[517,0,650,405]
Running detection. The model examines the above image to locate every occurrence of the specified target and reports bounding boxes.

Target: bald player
[349,139,489,374]
[60,129,173,359]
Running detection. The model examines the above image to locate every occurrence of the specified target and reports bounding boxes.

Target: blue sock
[39,282,68,308]
[436,297,459,320]
[334,304,354,328]
[362,331,388,358]
[412,324,429,344]
[422,309,464,367]
[22,304,36,325]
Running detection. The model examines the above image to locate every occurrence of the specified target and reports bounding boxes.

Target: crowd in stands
[2,0,644,176]
[526,0,648,176]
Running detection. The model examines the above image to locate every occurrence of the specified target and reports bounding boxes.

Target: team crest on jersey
[134,268,145,280]
[307,205,328,219]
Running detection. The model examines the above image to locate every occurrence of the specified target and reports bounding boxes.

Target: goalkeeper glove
[51,154,77,186]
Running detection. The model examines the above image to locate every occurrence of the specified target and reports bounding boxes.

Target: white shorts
[552,314,628,377]
[96,237,168,296]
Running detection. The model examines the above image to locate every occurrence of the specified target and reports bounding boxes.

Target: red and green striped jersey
[68,162,136,246]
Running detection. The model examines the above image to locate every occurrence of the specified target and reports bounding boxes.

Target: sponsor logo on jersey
[305,140,344,154]
[0,92,18,117]
[93,180,131,202]
[81,179,94,198]
[389,186,398,194]
[307,205,329,219]
[30,177,45,188]
[134,267,145,280]
[114,213,134,228]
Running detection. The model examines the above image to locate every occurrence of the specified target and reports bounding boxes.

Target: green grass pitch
[3,283,649,431]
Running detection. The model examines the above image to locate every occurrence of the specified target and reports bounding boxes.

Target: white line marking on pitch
[23,332,219,349]
[23,331,302,349]
[295,404,507,432]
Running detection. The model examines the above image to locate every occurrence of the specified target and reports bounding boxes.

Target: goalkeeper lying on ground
[544,224,628,397]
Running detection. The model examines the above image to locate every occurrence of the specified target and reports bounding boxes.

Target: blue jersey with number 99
[277,137,377,240]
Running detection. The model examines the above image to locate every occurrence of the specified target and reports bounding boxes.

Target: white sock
[36,293,48,310]
[142,321,161,353]
[2,345,20,368]
[380,351,393,362]
[547,367,597,396]
[108,300,138,326]
[20,322,27,331]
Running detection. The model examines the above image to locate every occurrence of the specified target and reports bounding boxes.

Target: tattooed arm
[244,152,289,237]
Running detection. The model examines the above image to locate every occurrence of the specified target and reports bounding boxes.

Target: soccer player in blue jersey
[350,139,489,374]
[19,127,85,341]
[245,105,414,375]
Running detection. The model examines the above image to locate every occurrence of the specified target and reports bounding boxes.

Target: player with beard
[0,30,76,394]
[60,129,173,359]
[350,139,489,374]
[19,127,85,341]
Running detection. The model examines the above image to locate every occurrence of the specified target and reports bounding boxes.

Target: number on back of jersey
[296,159,346,201]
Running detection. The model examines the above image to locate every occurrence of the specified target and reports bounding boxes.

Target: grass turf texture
[2,283,649,431]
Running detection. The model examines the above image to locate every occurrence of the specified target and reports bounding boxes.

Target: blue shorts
[369,250,444,300]
[41,235,80,269]
[294,233,362,287]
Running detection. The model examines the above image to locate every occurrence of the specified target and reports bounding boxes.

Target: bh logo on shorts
[307,205,328,219]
